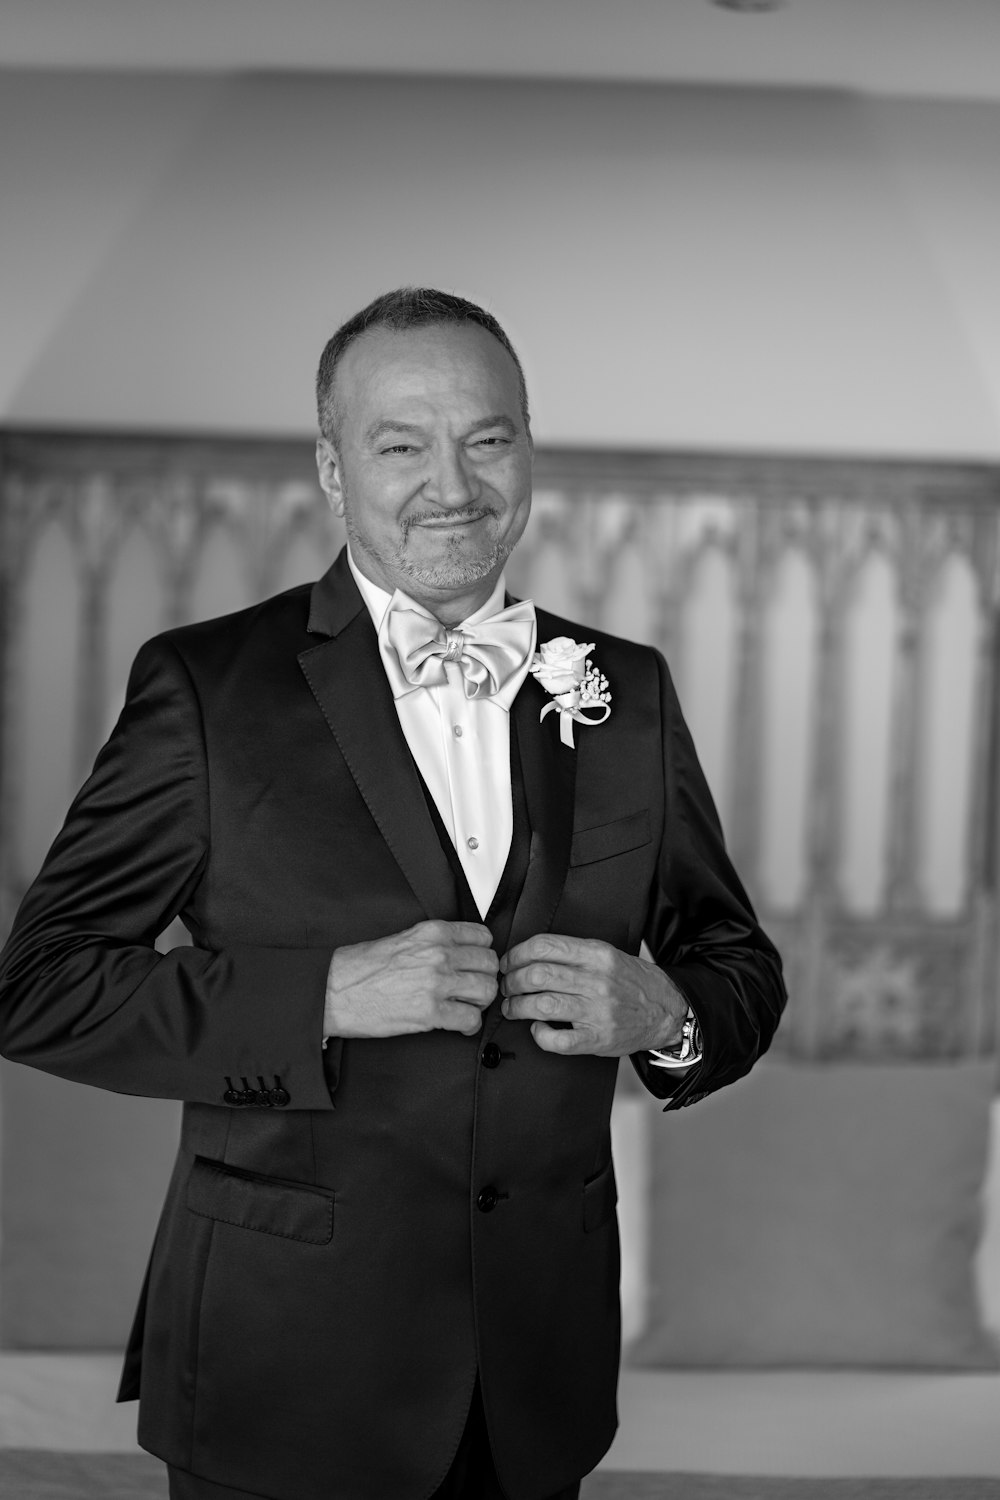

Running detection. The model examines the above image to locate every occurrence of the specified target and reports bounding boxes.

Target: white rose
[531,638,594,695]
[538,637,592,668]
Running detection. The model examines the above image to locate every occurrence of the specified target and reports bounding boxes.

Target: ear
[315,438,346,517]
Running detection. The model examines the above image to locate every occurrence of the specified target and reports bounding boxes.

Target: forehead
[334,322,521,428]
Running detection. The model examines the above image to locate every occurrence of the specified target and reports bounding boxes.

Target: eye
[380,443,418,456]
[471,435,510,449]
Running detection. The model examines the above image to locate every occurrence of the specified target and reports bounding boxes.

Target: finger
[450,945,500,976]
[435,998,487,1035]
[530,1021,586,1054]
[501,933,607,974]
[500,935,557,972]
[442,921,495,946]
[444,973,500,1008]
[502,990,583,1025]
[501,960,583,997]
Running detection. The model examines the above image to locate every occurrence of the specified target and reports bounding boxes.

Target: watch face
[649,1004,703,1068]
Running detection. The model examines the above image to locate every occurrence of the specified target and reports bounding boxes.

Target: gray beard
[344,510,514,592]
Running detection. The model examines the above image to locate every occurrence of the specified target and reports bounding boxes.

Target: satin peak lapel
[506,668,577,953]
[297,559,457,920]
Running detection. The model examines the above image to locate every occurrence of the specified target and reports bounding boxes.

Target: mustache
[401,506,497,535]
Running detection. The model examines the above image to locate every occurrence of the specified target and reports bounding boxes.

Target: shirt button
[467,836,479,850]
[477,1186,499,1213]
[453,725,463,737]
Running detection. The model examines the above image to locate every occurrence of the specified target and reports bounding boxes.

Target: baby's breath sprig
[579,660,612,709]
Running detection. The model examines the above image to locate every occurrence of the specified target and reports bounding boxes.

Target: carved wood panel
[2,432,999,1063]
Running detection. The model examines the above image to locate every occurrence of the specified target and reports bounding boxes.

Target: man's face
[316,322,533,621]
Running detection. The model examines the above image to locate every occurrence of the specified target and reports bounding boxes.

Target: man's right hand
[324,920,499,1039]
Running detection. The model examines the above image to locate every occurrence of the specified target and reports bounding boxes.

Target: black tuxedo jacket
[0,547,785,1500]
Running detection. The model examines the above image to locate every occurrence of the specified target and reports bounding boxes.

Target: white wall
[2,70,999,455]
[3,66,1000,1354]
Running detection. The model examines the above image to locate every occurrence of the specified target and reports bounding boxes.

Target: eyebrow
[467,415,517,438]
[364,414,518,446]
[365,420,426,445]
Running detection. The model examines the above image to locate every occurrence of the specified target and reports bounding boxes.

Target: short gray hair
[315,286,530,444]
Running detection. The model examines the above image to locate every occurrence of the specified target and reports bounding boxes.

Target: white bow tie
[380,593,537,708]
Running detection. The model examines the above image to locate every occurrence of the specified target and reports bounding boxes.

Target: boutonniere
[529,637,612,748]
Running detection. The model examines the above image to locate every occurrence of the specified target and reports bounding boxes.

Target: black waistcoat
[415,712,532,959]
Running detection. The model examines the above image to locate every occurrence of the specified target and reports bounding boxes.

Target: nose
[423,445,480,510]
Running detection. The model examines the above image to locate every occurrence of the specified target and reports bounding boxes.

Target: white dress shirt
[348,550,536,918]
[347,550,701,1071]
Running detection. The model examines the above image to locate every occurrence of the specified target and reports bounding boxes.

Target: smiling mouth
[415,514,483,527]
[409,510,491,532]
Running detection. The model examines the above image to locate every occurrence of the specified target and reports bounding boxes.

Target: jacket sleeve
[631,649,787,1109]
[0,635,335,1110]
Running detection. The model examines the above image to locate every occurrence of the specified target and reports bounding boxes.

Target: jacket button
[477,1186,499,1213]
[223,1087,241,1106]
[270,1087,290,1107]
[480,1043,502,1069]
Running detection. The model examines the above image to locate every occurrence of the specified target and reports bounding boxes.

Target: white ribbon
[539,695,612,748]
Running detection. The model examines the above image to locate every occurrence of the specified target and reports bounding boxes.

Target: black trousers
[166,1380,582,1500]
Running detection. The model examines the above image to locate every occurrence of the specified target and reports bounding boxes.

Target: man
[0,288,785,1500]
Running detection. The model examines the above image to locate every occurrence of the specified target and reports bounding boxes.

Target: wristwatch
[648,1003,703,1070]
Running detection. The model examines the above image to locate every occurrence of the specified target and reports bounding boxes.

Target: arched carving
[2,432,999,1062]
[758,545,818,913]
[837,548,898,916]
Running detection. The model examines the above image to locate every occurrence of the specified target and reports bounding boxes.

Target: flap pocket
[570,810,651,867]
[187,1156,334,1245]
[583,1159,618,1234]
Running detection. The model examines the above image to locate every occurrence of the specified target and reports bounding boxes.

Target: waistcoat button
[477,1185,499,1213]
[480,1043,502,1069]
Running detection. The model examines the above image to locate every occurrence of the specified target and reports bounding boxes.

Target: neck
[425,587,498,626]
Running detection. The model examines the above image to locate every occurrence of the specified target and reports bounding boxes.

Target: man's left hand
[499,934,689,1056]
